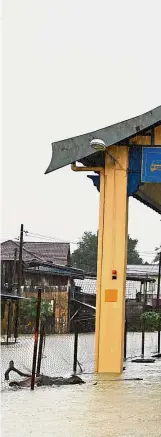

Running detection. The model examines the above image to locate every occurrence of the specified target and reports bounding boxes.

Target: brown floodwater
[1,332,161,436]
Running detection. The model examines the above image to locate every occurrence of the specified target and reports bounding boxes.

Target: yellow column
[95,146,129,373]
[95,169,105,372]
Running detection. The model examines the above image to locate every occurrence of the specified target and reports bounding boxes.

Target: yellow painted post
[95,170,105,372]
[95,146,129,374]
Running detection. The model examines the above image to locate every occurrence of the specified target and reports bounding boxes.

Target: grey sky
[2,0,161,262]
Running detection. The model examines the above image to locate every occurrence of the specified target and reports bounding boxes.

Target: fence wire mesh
[1,296,37,391]
[39,331,95,378]
[124,331,158,360]
[1,270,160,391]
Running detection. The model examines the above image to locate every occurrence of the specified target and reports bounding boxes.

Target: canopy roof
[45,106,161,214]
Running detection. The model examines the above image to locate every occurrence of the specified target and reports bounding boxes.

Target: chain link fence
[1,277,160,391]
[1,295,37,391]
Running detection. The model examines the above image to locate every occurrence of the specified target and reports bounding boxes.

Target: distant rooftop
[1,240,70,266]
[75,264,159,295]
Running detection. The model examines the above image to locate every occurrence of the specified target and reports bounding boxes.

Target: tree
[71,232,98,274]
[71,231,143,273]
[127,236,143,265]
[153,247,161,263]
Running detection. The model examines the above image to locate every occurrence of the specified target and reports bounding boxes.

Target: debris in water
[131,358,155,363]
[5,361,85,388]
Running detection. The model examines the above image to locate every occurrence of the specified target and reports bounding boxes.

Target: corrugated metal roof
[45,106,161,215]
[75,264,159,295]
[1,240,70,266]
[25,263,84,279]
[1,240,43,263]
[127,264,159,276]
[75,278,96,295]
[23,241,70,266]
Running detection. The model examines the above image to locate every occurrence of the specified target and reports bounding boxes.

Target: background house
[72,265,159,332]
[1,240,71,287]
[1,240,160,334]
[1,240,83,334]
[74,265,159,301]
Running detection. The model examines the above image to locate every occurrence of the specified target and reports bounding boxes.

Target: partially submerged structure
[1,240,84,336]
[45,105,161,373]
[72,268,157,332]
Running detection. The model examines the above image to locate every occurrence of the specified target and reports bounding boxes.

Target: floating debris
[5,360,85,388]
[131,358,155,363]
[151,353,161,358]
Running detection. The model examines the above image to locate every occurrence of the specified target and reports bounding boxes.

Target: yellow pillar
[95,146,129,373]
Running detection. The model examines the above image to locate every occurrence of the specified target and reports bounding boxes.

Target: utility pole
[17,224,24,296]
[12,248,18,296]
[14,224,24,343]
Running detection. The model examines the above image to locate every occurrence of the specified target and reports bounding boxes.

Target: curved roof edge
[45,105,161,174]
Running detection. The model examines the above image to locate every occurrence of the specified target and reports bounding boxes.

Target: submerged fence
[1,292,39,390]
[1,329,160,391]
[1,284,161,391]
[1,289,94,390]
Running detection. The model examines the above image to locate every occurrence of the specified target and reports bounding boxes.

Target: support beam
[95,146,129,373]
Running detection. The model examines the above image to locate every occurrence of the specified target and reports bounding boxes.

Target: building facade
[1,240,83,335]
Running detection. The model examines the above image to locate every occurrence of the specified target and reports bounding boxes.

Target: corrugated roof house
[1,240,82,288]
[74,264,159,298]
[1,240,70,265]
[1,240,84,335]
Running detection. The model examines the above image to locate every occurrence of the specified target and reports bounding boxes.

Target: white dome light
[90,139,106,151]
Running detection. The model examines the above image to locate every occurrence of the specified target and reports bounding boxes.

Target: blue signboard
[142,147,161,183]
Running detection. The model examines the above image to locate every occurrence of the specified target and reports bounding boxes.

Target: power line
[23,230,79,245]
[22,231,161,253]
[1,230,160,256]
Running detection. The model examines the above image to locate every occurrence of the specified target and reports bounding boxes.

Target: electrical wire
[1,230,160,260]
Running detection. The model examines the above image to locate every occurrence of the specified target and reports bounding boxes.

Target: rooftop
[45,105,161,214]
[25,261,84,279]
[46,106,161,173]
[1,240,70,266]
[75,264,159,295]
[1,239,84,280]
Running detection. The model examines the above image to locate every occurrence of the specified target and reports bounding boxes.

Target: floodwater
[1,332,161,437]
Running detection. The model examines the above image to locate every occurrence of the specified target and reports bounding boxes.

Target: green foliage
[127,236,143,265]
[19,298,52,326]
[140,311,161,331]
[153,247,161,263]
[71,231,98,273]
[71,231,143,273]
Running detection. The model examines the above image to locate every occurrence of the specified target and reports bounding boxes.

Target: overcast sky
[2,0,161,262]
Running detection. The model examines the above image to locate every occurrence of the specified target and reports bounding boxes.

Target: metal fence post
[36,321,45,376]
[124,319,127,361]
[141,281,147,358]
[73,326,78,374]
[31,289,41,390]
[14,301,19,343]
[141,323,145,358]
[6,302,11,345]
[158,319,160,354]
